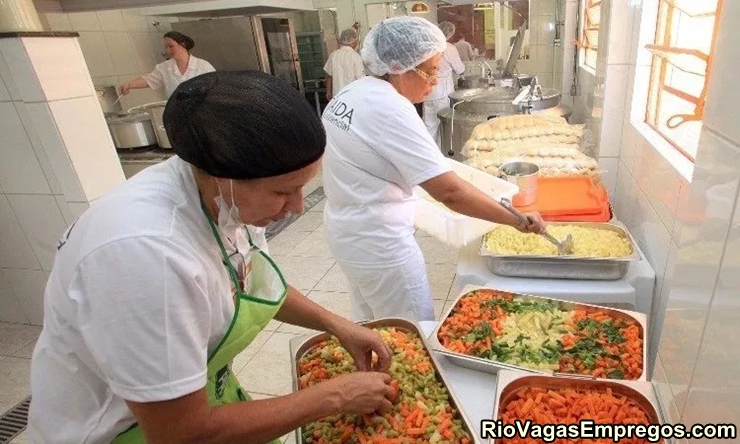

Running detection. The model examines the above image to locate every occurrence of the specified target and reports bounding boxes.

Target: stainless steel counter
[117,148,175,179]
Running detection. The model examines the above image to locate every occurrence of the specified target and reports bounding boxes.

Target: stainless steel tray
[489,370,664,444]
[480,222,640,280]
[289,317,477,444]
[428,285,649,381]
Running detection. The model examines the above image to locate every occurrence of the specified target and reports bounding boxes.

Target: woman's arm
[420,171,545,233]
[275,287,392,371]
[120,77,150,95]
[125,371,394,444]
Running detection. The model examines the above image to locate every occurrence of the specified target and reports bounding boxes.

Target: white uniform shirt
[322,77,452,268]
[455,39,475,61]
[323,46,365,97]
[28,157,242,443]
[144,55,216,98]
[427,43,465,101]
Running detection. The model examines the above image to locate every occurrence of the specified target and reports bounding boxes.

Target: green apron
[113,203,287,444]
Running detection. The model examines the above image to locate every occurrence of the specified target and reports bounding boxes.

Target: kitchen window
[645,0,723,162]
[579,0,600,70]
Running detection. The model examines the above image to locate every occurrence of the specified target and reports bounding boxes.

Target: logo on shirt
[323,99,354,132]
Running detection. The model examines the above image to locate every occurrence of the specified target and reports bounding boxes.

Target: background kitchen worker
[422,21,465,146]
[29,71,395,444]
[119,31,215,99]
[454,34,476,62]
[321,17,545,323]
[324,27,366,101]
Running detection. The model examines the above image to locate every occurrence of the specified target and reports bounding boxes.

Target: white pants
[335,244,434,322]
[422,97,450,147]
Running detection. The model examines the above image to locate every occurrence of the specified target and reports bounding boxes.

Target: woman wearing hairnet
[322,17,546,322]
[422,21,465,145]
[28,71,395,444]
[324,28,366,101]
[120,31,215,99]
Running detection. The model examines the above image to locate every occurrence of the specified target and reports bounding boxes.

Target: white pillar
[0,0,43,32]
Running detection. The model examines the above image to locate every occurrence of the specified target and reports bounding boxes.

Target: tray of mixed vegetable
[490,370,664,444]
[429,286,647,381]
[290,318,476,444]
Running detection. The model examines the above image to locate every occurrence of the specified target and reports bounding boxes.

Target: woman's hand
[120,82,131,95]
[322,373,394,415]
[334,321,392,372]
[515,212,546,234]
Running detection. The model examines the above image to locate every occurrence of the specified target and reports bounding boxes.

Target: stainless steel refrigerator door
[172,17,264,72]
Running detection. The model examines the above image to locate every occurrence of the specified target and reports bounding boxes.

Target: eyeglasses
[412,67,439,84]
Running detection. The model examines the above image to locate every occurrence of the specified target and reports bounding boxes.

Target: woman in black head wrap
[29,71,394,444]
[119,31,216,98]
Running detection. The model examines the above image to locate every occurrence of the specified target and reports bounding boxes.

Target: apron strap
[200,199,242,292]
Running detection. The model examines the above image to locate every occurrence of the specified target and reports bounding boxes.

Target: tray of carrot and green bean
[428,285,648,381]
[290,317,477,444]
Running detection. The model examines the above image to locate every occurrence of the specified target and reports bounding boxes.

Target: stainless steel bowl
[106,113,157,149]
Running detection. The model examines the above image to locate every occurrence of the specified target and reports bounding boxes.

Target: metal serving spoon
[499,198,574,255]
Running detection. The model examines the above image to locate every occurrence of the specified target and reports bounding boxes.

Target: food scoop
[500,198,575,255]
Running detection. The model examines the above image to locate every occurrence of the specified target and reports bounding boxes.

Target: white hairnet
[338,28,358,46]
[438,21,455,40]
[360,16,447,76]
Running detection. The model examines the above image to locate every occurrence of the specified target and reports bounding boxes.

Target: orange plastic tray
[544,202,613,222]
[515,176,609,217]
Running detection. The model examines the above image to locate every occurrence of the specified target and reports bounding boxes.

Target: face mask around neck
[214,180,250,252]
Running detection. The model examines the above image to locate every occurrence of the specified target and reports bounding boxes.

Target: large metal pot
[144,103,171,149]
[96,85,123,116]
[106,113,157,149]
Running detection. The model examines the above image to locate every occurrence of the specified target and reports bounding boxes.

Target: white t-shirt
[427,43,466,101]
[323,46,365,97]
[455,39,475,61]
[144,55,216,98]
[28,157,243,443]
[321,77,452,268]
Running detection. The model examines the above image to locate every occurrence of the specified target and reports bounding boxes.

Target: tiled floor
[0,196,461,444]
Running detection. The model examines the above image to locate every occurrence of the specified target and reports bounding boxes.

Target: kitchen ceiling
[50,0,315,15]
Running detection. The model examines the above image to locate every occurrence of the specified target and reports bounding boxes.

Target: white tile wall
[604,0,633,65]
[77,31,116,78]
[14,102,63,195]
[0,48,22,101]
[129,32,158,73]
[0,39,44,102]
[0,270,29,324]
[535,15,556,44]
[7,194,68,272]
[0,102,52,195]
[96,10,127,32]
[598,157,618,195]
[105,32,141,76]
[702,0,740,147]
[0,195,40,270]
[68,11,101,32]
[48,96,125,201]
[68,201,90,220]
[25,102,87,202]
[21,37,95,102]
[0,76,9,102]
[122,8,151,33]
[54,196,75,226]
[598,64,628,156]
[45,13,73,32]
[4,269,48,325]
[649,240,678,370]
[657,129,740,416]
